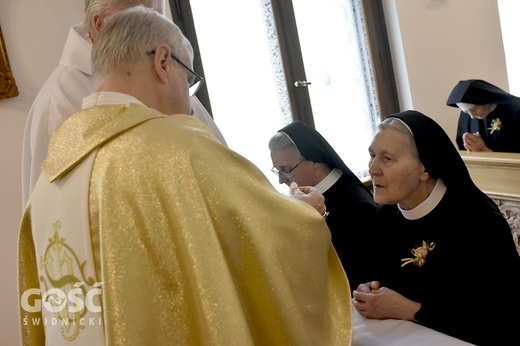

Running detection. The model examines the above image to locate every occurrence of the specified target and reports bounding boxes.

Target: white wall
[0,0,508,343]
[384,0,508,143]
[0,1,83,344]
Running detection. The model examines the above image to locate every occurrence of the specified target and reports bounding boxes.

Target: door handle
[294,81,312,87]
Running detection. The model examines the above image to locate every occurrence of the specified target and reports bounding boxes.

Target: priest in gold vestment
[18,7,352,345]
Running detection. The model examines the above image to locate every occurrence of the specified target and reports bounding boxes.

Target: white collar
[82,92,145,109]
[314,168,342,193]
[399,179,446,220]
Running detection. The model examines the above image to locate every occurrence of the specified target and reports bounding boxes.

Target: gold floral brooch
[488,118,503,134]
[401,240,435,267]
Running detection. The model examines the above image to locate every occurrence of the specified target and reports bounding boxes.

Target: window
[170,0,398,192]
[498,0,520,95]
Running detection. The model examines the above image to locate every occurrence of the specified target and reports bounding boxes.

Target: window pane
[191,0,376,190]
[293,0,376,176]
[498,0,520,95]
[190,0,287,192]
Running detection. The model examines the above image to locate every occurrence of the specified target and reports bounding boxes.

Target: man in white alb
[21,0,227,209]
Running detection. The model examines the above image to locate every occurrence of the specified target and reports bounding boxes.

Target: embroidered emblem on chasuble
[28,150,105,344]
[39,221,101,341]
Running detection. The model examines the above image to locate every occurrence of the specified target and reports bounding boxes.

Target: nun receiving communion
[353,110,520,346]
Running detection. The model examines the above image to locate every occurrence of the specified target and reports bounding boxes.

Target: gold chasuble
[19,104,352,345]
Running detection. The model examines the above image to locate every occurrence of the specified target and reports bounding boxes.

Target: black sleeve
[456,112,468,150]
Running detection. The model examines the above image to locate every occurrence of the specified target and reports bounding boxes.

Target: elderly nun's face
[270,148,316,187]
[368,127,430,210]
[464,104,493,120]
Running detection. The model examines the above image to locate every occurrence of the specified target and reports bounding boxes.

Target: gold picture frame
[0,25,19,99]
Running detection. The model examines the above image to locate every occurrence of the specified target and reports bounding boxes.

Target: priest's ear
[150,45,171,83]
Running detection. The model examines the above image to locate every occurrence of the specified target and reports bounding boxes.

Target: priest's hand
[352,285,421,322]
[291,186,327,216]
[462,131,492,152]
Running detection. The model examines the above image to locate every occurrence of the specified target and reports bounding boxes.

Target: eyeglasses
[146,50,204,97]
[271,160,304,178]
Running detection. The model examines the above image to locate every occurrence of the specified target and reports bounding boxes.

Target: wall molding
[460,151,520,202]
[461,151,520,254]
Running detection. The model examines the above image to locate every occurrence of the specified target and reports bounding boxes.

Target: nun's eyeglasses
[146,50,204,97]
[271,160,304,178]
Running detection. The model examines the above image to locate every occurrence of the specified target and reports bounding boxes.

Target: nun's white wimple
[456,102,475,112]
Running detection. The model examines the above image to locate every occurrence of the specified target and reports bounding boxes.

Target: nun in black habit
[446,79,520,153]
[269,121,378,290]
[353,110,520,346]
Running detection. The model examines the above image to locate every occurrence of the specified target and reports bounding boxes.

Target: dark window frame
[168,0,399,122]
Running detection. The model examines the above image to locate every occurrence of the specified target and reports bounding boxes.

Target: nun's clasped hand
[352,281,421,322]
[462,132,491,152]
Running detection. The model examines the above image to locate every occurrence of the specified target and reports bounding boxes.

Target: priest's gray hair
[92,6,193,85]
[268,131,305,161]
[378,117,419,159]
[84,0,165,38]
